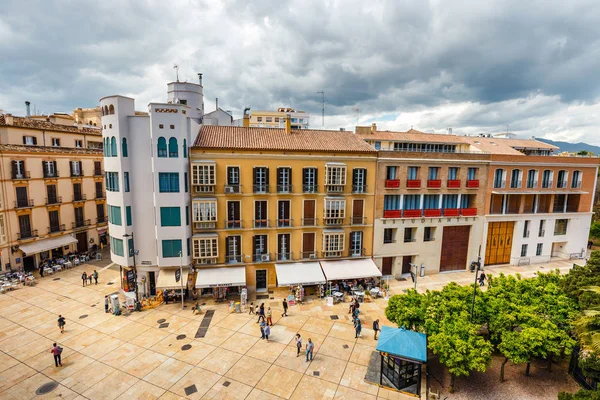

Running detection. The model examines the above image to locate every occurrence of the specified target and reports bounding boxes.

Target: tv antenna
[317,91,325,127]
[173,64,179,82]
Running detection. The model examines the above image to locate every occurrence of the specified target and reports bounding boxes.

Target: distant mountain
[536,138,600,154]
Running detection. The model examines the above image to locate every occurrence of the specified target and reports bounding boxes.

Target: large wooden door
[484,222,514,265]
[382,257,393,275]
[352,199,364,224]
[402,256,412,274]
[440,225,471,271]
[302,232,315,258]
[303,200,315,225]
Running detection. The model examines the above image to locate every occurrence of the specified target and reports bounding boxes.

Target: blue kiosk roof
[376,326,427,363]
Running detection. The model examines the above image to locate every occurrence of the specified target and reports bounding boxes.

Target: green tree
[385,289,428,332]
[590,222,600,240]
[558,389,600,400]
[577,150,590,156]
[562,251,600,310]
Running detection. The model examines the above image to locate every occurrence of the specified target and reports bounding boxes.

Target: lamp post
[123,233,138,302]
[470,255,483,322]
[179,251,184,310]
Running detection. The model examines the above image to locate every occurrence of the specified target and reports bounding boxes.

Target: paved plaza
[0,257,584,400]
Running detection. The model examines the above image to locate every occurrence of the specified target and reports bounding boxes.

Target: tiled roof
[461,137,557,155]
[357,129,468,144]
[194,126,377,153]
[0,144,103,155]
[0,116,102,135]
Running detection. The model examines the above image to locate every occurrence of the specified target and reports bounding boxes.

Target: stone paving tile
[61,328,107,351]
[0,328,42,352]
[197,326,235,347]
[42,351,96,381]
[150,333,192,357]
[121,349,169,378]
[266,324,298,346]
[256,364,304,399]
[19,310,58,329]
[82,369,140,400]
[275,314,309,331]
[290,374,339,400]
[339,361,379,396]
[128,327,171,349]
[245,387,286,400]
[61,360,116,393]
[168,366,221,399]
[0,362,36,392]
[204,376,254,400]
[0,351,20,373]
[79,334,126,359]
[286,330,327,353]
[142,357,192,390]
[157,391,185,400]
[329,322,360,341]
[33,319,89,342]
[95,314,134,334]
[274,344,312,374]
[301,316,334,336]
[171,340,217,365]
[6,336,55,362]
[377,386,416,399]
[246,337,287,363]
[318,336,356,361]
[334,385,377,399]
[115,379,166,400]
[5,373,79,400]
[225,355,272,386]
[197,347,242,375]
[215,313,253,331]
[220,331,261,354]
[305,353,348,384]
[110,321,153,342]
[100,342,146,368]
[350,343,378,366]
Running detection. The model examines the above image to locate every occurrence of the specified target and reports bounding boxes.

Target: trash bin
[235,302,241,313]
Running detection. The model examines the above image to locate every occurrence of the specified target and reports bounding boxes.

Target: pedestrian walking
[249,302,255,314]
[50,343,63,367]
[282,298,288,317]
[254,303,259,316]
[259,317,266,339]
[81,272,87,287]
[57,315,66,333]
[39,265,44,278]
[373,319,380,340]
[257,303,265,323]
[264,324,271,342]
[104,295,109,313]
[266,307,273,326]
[88,273,93,285]
[355,318,362,339]
[295,333,302,357]
[479,272,486,287]
[305,338,314,362]
[93,270,99,285]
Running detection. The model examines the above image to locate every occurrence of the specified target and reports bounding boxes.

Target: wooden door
[440,226,471,271]
[352,199,364,224]
[382,257,393,275]
[76,231,88,253]
[402,256,412,274]
[303,200,315,225]
[302,232,315,258]
[484,222,514,265]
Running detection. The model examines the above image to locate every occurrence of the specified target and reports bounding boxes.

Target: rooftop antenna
[317,91,325,127]
[173,64,179,82]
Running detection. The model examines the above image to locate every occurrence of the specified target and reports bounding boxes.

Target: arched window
[122,138,128,157]
[101,108,104,116]
[168,137,178,158]
[109,105,115,115]
[104,105,109,115]
[157,137,167,157]
[183,139,187,158]
[111,137,117,157]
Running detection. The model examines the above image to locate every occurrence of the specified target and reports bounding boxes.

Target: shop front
[97,227,108,247]
[195,266,247,302]
[18,235,78,272]
[274,262,326,304]
[156,268,190,304]
[320,258,383,302]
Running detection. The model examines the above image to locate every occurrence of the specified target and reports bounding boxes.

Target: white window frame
[71,161,81,176]
[24,136,35,145]
[325,164,347,185]
[324,198,346,219]
[192,163,216,191]
[192,201,217,222]
[350,231,363,256]
[51,138,61,147]
[75,140,83,148]
[193,237,218,259]
[44,161,56,176]
[323,232,345,255]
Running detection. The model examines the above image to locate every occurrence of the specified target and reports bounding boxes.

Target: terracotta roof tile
[356,129,468,144]
[194,126,377,153]
[0,116,102,135]
[0,144,103,155]
[461,137,557,155]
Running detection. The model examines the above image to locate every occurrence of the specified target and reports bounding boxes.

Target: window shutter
[32,137,37,145]
[225,237,230,257]
[276,168,281,185]
[79,161,83,174]
[11,161,17,177]
[265,168,270,185]
[70,161,73,175]
[352,169,358,185]
[53,161,57,175]
[363,169,367,185]
[302,168,307,185]
[288,168,292,186]
[252,167,257,185]
[314,168,318,186]
[22,137,27,145]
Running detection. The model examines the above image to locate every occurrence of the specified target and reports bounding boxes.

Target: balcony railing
[253,185,270,194]
[302,184,318,193]
[225,220,243,229]
[423,209,442,217]
[73,194,87,202]
[385,179,400,189]
[46,196,62,206]
[225,254,243,263]
[460,208,477,216]
[301,251,318,260]
[350,249,365,257]
[557,180,568,188]
[43,170,59,179]
[253,219,270,228]
[48,224,66,234]
[323,217,344,226]
[193,184,215,194]
[510,180,522,188]
[572,181,582,189]
[195,257,217,265]
[14,199,34,209]
[276,252,292,261]
[443,208,460,217]
[277,218,292,228]
[526,180,538,188]
[71,170,84,178]
[323,250,343,258]
[73,219,91,229]
[447,179,461,188]
[325,184,345,193]
[97,216,107,224]
[253,253,272,262]
[404,237,417,243]
[427,179,441,188]
[276,184,293,193]
[466,179,479,188]
[224,184,242,194]
[302,218,317,226]
[351,216,366,225]
[17,230,38,240]
[194,221,217,230]
[352,185,367,194]
[12,171,31,180]
[94,169,104,176]
[383,210,402,219]
[407,179,421,189]
[404,209,422,218]
[95,192,106,200]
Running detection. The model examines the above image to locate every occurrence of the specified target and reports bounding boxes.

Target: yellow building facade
[190,124,377,292]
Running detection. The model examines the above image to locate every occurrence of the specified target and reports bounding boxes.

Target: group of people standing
[81,270,99,286]
[250,301,277,341]
[349,297,380,340]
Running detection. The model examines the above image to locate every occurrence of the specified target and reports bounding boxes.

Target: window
[460,194,473,209]
[278,200,291,227]
[510,169,522,188]
[160,207,181,226]
[424,227,435,242]
[128,238,134,256]
[257,117,262,122]
[350,232,363,256]
[158,173,179,193]
[23,136,37,145]
[124,172,130,192]
[521,244,528,257]
[170,125,175,129]
[539,220,545,237]
[183,139,187,158]
[225,236,242,263]
[15,186,29,208]
[168,137,178,157]
[12,160,26,179]
[253,167,269,193]
[423,195,439,209]
[556,170,568,188]
[572,171,582,188]
[277,167,292,193]
[407,167,419,180]
[253,235,268,260]
[523,220,530,238]
[384,195,401,210]
[542,170,553,188]
[352,168,367,193]
[104,138,110,157]
[73,183,83,201]
[186,206,189,225]
[184,172,188,193]
[75,140,83,148]
[403,195,421,210]
[536,243,543,256]
[266,117,272,122]
[157,137,167,157]
[126,206,132,226]
[94,161,102,176]
[383,228,396,244]
[278,233,291,260]
[105,172,119,192]
[374,141,381,150]
[226,201,241,228]
[51,138,60,147]
[96,204,105,222]
[404,227,416,243]
[110,137,117,157]
[159,124,164,129]
[49,210,61,233]
[527,170,538,188]
[162,240,182,258]
[325,164,347,188]
[110,236,124,256]
[254,201,268,227]
[467,167,477,180]
[192,164,216,192]
[324,198,346,221]
[554,219,568,235]
[442,194,458,209]
[18,215,32,238]
[108,205,122,225]
[47,185,58,204]
[386,166,397,180]
[122,138,128,157]
[493,169,506,188]
[109,104,114,114]
[275,117,280,122]
[0,215,6,243]
[71,161,83,177]
[193,237,218,260]
[193,201,217,223]
[43,161,58,178]
[428,167,439,180]
[227,167,240,186]
[323,232,344,257]
[448,167,458,180]
[302,167,318,192]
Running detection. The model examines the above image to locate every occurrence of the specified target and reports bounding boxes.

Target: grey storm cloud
[1,0,600,143]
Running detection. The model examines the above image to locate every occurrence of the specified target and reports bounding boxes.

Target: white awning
[275,262,326,287]
[320,258,382,281]
[156,268,189,290]
[19,235,78,256]
[195,267,246,289]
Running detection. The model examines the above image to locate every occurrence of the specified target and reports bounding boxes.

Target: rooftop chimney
[371,123,377,133]
[197,73,203,86]
[243,107,250,128]
[285,114,292,134]
[25,101,31,118]
[215,98,218,110]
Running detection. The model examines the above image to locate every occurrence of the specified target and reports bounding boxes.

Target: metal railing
[73,194,87,202]
[71,170,84,178]
[276,184,293,193]
[95,192,106,199]
[253,185,270,194]
[225,254,244,263]
[43,170,59,179]
[17,230,38,240]
[48,224,66,234]
[97,216,107,224]
[323,250,343,258]
[94,169,104,176]
[225,220,243,229]
[72,219,91,229]
[193,221,217,229]
[277,218,292,228]
[223,184,242,194]
[302,184,318,193]
[325,184,345,193]
[323,217,345,226]
[276,252,292,261]
[301,251,318,259]
[14,199,34,209]
[46,196,62,205]
[253,253,272,262]
[352,185,367,193]
[351,217,366,225]
[302,218,317,226]
[253,219,270,228]
[12,171,31,180]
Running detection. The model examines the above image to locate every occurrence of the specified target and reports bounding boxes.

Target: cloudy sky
[1,0,600,143]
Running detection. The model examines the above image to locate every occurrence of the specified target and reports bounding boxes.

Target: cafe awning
[275,262,326,287]
[195,266,246,288]
[156,268,189,290]
[19,235,78,256]
[320,258,382,281]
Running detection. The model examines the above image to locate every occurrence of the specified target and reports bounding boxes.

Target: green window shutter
[186,206,189,225]
[162,239,182,258]
[111,206,122,225]
[126,206,132,226]
[160,207,181,226]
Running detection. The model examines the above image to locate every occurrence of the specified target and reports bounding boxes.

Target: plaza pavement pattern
[0,257,584,400]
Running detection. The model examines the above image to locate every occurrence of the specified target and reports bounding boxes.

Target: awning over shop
[320,258,382,281]
[275,262,326,287]
[19,235,78,256]
[97,227,108,234]
[195,267,246,289]
[376,326,427,363]
[156,268,189,290]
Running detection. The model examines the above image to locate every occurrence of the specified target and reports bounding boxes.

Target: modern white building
[100,78,207,297]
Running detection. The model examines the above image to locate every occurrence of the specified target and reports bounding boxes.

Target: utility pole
[317,91,325,127]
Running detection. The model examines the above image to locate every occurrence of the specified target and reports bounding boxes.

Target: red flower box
[403,209,422,218]
[406,179,421,189]
[427,179,441,188]
[385,179,400,188]
[460,208,477,216]
[443,208,459,217]
[466,180,479,188]
[383,210,402,218]
[424,209,442,217]
[447,180,461,188]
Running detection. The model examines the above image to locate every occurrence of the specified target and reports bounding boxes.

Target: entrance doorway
[148,271,156,296]
[440,225,472,271]
[402,256,412,274]
[256,269,267,292]
[485,222,514,265]
[382,257,393,275]
[76,232,88,253]
[23,256,35,272]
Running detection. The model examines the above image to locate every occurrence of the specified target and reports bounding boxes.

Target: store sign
[175,269,181,283]
[126,270,135,287]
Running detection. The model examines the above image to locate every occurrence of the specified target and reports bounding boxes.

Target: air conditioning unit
[260,254,271,262]
[224,186,235,193]
[308,253,317,259]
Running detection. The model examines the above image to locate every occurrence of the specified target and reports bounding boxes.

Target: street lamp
[470,256,483,322]
[178,250,184,310]
[123,233,139,302]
